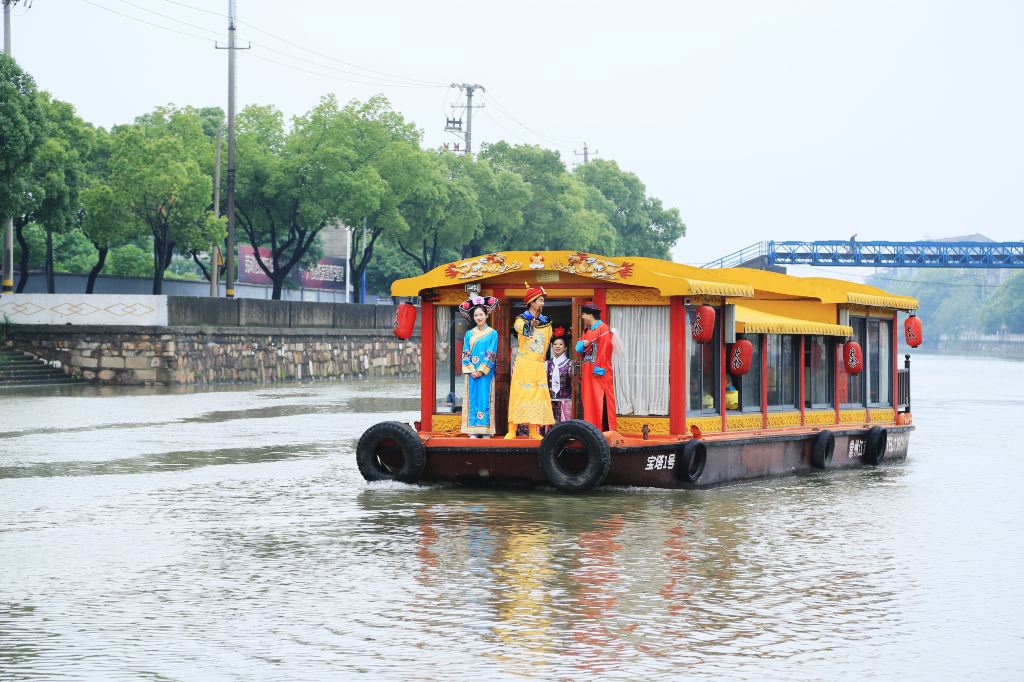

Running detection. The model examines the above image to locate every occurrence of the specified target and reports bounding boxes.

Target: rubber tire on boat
[677,440,707,484]
[538,420,611,493]
[356,421,427,483]
[811,430,835,470]
[863,426,888,466]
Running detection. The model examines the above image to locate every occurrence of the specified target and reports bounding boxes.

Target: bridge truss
[703,240,1024,269]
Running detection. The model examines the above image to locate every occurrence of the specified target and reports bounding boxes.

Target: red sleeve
[597,323,614,367]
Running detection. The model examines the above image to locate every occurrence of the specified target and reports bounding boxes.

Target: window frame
[765,333,799,411]
[804,335,835,410]
[686,304,721,417]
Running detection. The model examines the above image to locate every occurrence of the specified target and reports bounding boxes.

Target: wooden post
[669,297,686,435]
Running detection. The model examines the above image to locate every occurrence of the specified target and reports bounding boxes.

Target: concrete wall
[2,295,419,334]
[7,325,420,386]
[0,294,168,325]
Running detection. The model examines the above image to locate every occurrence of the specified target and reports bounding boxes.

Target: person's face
[530,295,545,312]
[473,307,487,326]
[552,339,566,357]
[581,311,595,327]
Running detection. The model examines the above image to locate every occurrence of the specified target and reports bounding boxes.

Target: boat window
[841,317,867,407]
[730,334,761,412]
[434,305,467,413]
[868,319,892,406]
[686,305,719,415]
[766,334,798,410]
[611,305,669,416]
[805,335,834,409]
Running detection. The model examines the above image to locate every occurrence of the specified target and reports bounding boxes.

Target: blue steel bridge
[703,240,1024,269]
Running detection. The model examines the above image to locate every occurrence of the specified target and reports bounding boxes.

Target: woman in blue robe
[459,296,500,437]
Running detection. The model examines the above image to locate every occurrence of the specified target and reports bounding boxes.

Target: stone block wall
[7,325,420,386]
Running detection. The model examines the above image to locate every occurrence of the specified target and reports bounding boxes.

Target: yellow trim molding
[431,414,462,432]
[804,410,837,426]
[839,409,868,424]
[870,408,895,422]
[766,412,801,428]
[726,414,763,431]
[688,416,723,434]
[616,416,671,434]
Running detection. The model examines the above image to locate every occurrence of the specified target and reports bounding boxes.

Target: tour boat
[357,251,920,492]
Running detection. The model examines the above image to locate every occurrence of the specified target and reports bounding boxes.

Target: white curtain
[434,305,454,409]
[611,305,670,415]
[434,305,451,363]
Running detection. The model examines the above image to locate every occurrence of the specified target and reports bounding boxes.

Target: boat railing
[897,354,911,412]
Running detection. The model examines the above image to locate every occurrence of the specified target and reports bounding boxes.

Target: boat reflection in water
[357,470,907,677]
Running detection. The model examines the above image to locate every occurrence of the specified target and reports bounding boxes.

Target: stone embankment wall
[4,298,421,386]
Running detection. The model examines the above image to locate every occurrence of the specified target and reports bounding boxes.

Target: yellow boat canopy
[392,251,755,298]
[723,267,918,311]
[391,251,916,311]
[733,304,853,336]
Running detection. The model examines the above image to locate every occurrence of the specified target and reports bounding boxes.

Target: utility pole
[2,0,18,294]
[216,1,248,298]
[574,142,597,167]
[449,83,485,155]
[210,126,223,297]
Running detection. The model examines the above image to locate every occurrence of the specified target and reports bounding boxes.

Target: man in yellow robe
[506,284,555,439]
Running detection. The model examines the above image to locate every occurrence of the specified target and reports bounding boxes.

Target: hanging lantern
[393,302,417,340]
[843,340,863,375]
[904,314,923,348]
[728,339,753,376]
[691,305,716,344]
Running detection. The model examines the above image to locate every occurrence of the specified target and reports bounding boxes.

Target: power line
[244,51,444,89]
[78,0,215,42]
[485,92,582,147]
[111,0,221,38]
[237,21,446,88]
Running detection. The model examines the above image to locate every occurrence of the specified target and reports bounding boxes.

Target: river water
[1,353,1022,680]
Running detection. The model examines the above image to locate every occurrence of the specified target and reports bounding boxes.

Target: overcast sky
[7,0,1023,272]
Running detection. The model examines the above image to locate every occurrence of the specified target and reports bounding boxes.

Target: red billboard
[238,245,346,291]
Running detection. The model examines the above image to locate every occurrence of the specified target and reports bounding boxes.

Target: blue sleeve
[575,340,586,353]
[480,330,498,372]
[461,330,473,370]
[593,366,606,376]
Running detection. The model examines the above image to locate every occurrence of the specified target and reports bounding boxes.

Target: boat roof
[391,251,755,298]
[733,303,853,336]
[391,251,918,311]
[722,267,918,311]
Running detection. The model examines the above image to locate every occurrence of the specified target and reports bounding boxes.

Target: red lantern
[393,302,417,339]
[904,314,923,348]
[728,339,753,376]
[691,305,716,344]
[843,340,863,375]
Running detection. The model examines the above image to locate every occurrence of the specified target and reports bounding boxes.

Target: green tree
[235,99,364,299]
[106,243,153,278]
[364,236,429,296]
[444,153,529,259]
[13,93,93,292]
[0,54,47,288]
[477,142,616,253]
[980,271,1024,333]
[391,149,479,273]
[108,116,224,294]
[575,159,684,258]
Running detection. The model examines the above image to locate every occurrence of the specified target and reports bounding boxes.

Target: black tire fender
[811,430,835,470]
[864,426,887,466]
[677,439,707,483]
[538,420,611,493]
[356,421,426,483]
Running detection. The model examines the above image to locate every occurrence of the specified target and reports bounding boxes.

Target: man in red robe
[575,301,617,432]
